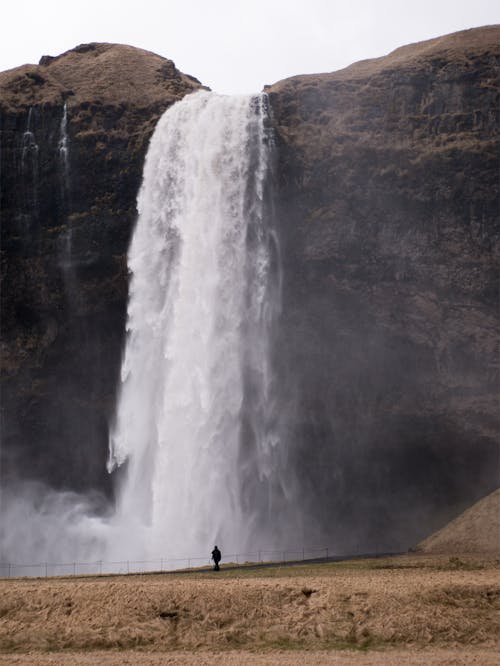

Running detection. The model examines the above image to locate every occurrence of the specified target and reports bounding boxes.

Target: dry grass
[416,489,500,555]
[0,554,498,664]
[268,25,500,89]
[0,42,201,115]
[1,647,499,665]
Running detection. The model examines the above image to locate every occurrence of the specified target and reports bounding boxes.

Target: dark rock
[0,43,201,496]
[25,72,45,85]
[39,56,55,66]
[267,25,500,550]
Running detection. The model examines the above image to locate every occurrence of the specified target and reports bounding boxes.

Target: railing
[0,545,340,579]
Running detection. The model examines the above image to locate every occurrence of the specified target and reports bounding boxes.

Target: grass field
[0,554,498,664]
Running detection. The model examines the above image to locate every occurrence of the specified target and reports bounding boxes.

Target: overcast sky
[2,1,498,93]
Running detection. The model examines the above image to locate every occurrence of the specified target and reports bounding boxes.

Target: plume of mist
[0,481,108,566]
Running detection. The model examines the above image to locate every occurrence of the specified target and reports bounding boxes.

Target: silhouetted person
[211,545,221,571]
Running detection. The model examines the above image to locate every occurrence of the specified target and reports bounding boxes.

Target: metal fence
[0,545,339,579]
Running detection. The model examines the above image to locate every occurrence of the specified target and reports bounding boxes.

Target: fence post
[99,560,102,575]
[302,548,305,561]
[8,563,11,578]
[188,558,191,569]
[45,562,48,577]
[326,547,329,561]
[258,550,261,563]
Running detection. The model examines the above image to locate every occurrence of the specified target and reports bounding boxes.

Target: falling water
[21,107,39,171]
[107,90,287,561]
[20,107,39,220]
[57,101,73,267]
[58,102,70,190]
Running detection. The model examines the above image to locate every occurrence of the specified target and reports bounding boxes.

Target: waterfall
[20,107,39,221]
[57,102,73,268]
[21,107,39,171]
[58,102,70,191]
[107,90,286,560]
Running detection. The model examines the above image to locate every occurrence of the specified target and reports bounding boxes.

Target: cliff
[0,43,201,493]
[1,29,498,550]
[266,25,499,548]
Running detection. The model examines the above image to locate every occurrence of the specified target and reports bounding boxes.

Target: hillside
[416,488,500,554]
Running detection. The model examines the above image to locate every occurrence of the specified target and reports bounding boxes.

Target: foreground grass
[0,554,498,657]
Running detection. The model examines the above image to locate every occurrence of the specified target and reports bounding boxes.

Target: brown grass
[416,489,500,555]
[268,25,500,89]
[0,553,498,664]
[0,42,202,114]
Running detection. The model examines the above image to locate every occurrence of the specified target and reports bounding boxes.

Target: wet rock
[266,26,500,549]
[0,43,201,494]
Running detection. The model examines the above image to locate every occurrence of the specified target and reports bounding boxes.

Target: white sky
[1,1,498,94]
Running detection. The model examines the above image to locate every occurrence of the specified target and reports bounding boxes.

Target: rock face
[266,26,499,549]
[0,29,498,550]
[0,44,201,494]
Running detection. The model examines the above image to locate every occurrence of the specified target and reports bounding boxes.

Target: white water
[57,101,74,271]
[107,90,285,560]
[58,102,70,189]
[20,107,39,219]
[21,107,39,171]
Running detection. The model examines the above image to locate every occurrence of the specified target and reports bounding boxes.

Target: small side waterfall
[107,91,288,560]
[21,107,39,171]
[57,102,73,267]
[58,102,70,192]
[20,107,39,221]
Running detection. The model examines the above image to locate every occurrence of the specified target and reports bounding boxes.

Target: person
[211,545,221,571]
